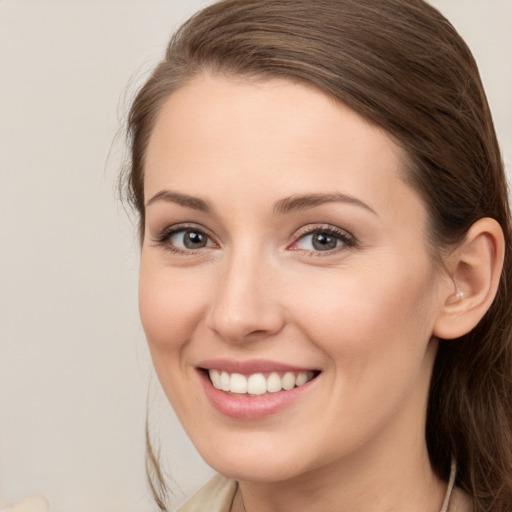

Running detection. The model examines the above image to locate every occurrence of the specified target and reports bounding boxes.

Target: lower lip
[198,370,317,420]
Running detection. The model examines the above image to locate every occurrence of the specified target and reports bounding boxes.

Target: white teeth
[295,371,308,387]
[230,373,247,394]
[281,372,296,390]
[220,371,230,392]
[210,369,221,389]
[208,369,315,395]
[247,374,267,395]
[266,372,282,393]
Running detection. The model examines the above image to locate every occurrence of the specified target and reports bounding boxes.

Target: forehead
[144,74,422,223]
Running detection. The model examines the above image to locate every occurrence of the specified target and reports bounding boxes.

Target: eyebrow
[273,193,377,216]
[145,189,377,216]
[146,190,212,212]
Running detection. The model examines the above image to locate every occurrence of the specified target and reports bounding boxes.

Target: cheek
[287,260,438,367]
[287,264,438,442]
[138,261,208,354]
[138,262,211,421]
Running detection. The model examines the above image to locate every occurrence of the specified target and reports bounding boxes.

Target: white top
[177,472,473,512]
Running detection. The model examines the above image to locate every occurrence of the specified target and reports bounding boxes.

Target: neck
[238,441,446,512]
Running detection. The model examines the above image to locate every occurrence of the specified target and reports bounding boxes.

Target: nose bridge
[207,241,284,342]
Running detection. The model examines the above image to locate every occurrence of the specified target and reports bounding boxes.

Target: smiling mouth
[204,369,320,396]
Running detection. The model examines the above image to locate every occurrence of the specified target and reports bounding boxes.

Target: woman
[124,0,512,510]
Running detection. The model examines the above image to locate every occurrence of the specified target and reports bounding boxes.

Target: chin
[209,458,306,484]
[194,435,311,483]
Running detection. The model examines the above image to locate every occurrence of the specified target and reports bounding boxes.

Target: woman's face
[139,75,446,482]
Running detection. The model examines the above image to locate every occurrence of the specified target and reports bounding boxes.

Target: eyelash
[288,225,357,256]
[151,223,357,256]
[151,224,217,255]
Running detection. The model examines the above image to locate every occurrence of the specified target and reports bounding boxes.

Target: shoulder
[177,474,238,512]
[1,495,49,512]
[449,487,473,512]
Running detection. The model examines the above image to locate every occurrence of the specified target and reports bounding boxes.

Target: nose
[206,249,286,344]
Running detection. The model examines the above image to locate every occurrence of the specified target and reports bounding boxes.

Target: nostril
[207,314,286,344]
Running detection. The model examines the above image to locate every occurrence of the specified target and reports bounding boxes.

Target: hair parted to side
[124,0,512,510]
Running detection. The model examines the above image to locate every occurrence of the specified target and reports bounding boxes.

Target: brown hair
[124,0,512,509]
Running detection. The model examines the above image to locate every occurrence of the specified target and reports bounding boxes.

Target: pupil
[184,231,206,248]
[313,233,337,251]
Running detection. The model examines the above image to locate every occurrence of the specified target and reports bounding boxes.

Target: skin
[139,75,453,512]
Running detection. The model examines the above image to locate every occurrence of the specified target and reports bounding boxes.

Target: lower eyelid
[150,223,355,255]
[289,227,356,250]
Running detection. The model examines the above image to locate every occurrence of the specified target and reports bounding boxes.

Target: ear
[433,218,505,340]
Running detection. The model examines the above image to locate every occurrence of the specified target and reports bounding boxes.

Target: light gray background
[1,1,510,511]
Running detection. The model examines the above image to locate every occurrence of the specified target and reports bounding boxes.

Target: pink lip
[198,358,314,375]
[197,365,319,420]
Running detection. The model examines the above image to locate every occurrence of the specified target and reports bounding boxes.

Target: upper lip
[197,358,318,375]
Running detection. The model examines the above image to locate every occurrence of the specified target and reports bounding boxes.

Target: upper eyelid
[151,223,217,245]
[288,224,358,252]
[154,222,211,236]
[291,224,356,241]
[150,222,356,249]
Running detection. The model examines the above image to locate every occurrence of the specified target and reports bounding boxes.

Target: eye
[151,225,216,253]
[173,229,211,249]
[290,226,356,253]
[299,232,339,251]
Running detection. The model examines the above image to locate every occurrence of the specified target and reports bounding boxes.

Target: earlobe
[433,218,505,340]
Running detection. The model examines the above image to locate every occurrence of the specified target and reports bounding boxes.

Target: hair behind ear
[426,217,512,508]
